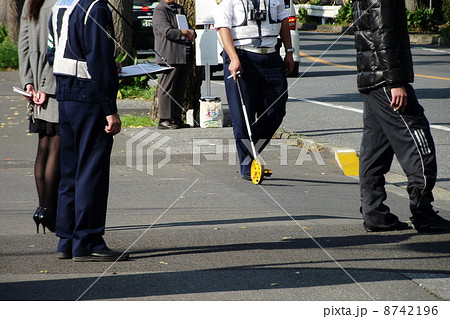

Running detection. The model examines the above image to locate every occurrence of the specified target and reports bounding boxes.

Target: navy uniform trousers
[222,49,287,175]
[56,100,113,257]
[359,84,437,229]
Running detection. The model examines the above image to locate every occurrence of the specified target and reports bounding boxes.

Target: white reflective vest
[49,0,98,79]
[231,0,282,46]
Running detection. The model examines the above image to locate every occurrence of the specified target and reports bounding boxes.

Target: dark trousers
[359,84,437,228]
[56,101,113,257]
[157,64,188,121]
[222,49,287,175]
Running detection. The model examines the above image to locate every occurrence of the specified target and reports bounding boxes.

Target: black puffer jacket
[353,0,414,92]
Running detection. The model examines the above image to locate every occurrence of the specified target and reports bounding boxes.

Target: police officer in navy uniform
[214,0,294,180]
[48,0,129,261]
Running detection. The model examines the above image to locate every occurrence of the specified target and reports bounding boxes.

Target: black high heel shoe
[38,208,56,234]
[33,207,44,233]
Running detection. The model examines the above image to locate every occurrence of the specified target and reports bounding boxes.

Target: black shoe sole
[410,216,450,233]
[57,252,72,260]
[364,221,412,232]
[414,227,450,233]
[73,253,129,262]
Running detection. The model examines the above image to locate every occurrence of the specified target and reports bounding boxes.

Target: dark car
[132,1,157,51]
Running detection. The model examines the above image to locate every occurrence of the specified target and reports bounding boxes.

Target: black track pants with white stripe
[359,84,437,228]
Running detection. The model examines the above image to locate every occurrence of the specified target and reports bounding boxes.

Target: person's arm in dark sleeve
[84,2,118,116]
[373,0,406,88]
[47,13,55,67]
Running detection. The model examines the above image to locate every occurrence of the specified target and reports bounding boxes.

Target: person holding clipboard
[152,0,196,129]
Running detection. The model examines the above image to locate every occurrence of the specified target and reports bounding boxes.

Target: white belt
[235,46,277,54]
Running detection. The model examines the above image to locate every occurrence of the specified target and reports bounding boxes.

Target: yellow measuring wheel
[251,159,273,185]
[251,158,264,185]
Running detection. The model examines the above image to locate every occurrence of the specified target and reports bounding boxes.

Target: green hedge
[0,26,19,71]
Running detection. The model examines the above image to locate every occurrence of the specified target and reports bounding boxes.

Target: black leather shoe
[73,248,129,262]
[242,174,252,181]
[172,119,190,128]
[158,120,178,129]
[57,252,72,260]
[411,213,450,233]
[363,221,411,232]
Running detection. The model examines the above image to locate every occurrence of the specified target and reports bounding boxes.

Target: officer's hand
[390,86,407,112]
[284,53,294,76]
[105,113,121,135]
[229,59,241,81]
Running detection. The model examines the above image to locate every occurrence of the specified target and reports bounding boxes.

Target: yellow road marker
[335,149,359,176]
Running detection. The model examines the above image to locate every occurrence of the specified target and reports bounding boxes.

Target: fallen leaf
[282,236,292,241]
[160,261,168,265]
[28,244,36,248]
[270,283,278,286]
[39,270,48,274]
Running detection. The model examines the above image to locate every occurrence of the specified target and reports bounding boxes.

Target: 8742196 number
[384,306,438,316]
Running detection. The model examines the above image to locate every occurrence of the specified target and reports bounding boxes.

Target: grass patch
[118,85,156,100]
[121,114,158,128]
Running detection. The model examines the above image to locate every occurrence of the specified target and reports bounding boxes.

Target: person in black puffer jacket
[353,0,450,233]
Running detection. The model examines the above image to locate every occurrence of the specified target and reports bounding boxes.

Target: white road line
[430,124,450,132]
[290,97,450,132]
[289,97,363,114]
[420,48,450,54]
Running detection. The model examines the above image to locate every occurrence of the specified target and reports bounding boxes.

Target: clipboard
[118,63,173,78]
[176,14,188,40]
[13,86,32,97]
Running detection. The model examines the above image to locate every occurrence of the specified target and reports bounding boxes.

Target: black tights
[34,133,61,211]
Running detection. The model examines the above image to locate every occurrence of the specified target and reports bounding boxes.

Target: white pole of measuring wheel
[236,76,258,159]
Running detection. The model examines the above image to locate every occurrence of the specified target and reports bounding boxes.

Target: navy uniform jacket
[47,0,118,116]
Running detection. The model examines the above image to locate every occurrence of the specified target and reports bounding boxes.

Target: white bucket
[199,96,223,128]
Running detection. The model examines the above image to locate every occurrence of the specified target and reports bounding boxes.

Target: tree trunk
[179,0,202,125]
[109,0,134,66]
[406,0,419,11]
[6,0,25,44]
[0,0,7,27]
[150,0,203,123]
